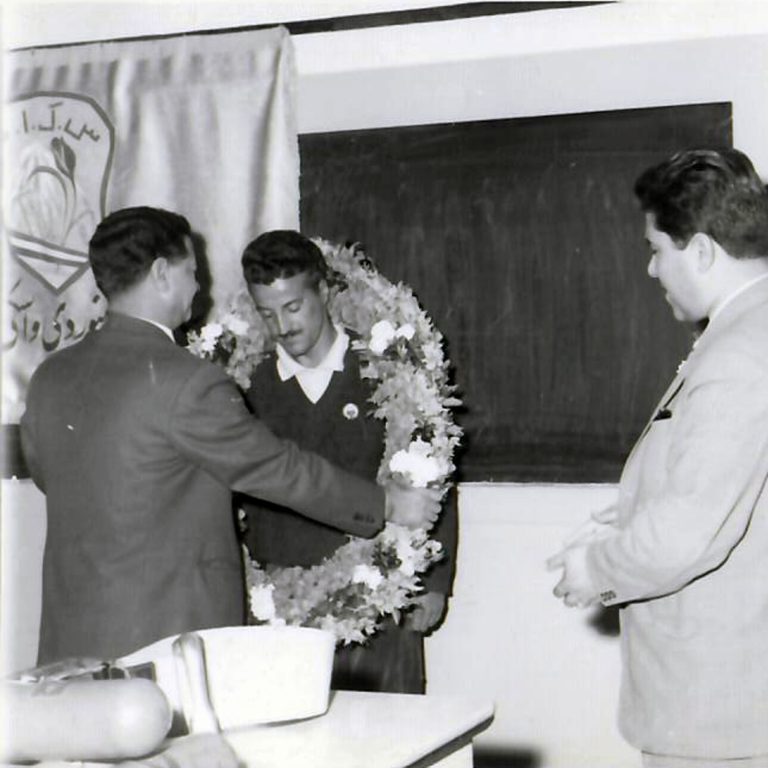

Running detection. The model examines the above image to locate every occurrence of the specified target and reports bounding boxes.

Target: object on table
[120,626,335,731]
[1,677,172,763]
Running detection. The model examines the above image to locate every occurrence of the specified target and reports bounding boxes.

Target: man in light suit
[21,206,440,666]
[238,230,457,693]
[549,149,768,767]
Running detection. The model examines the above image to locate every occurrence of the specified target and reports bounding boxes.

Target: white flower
[222,314,249,336]
[249,584,277,621]
[352,564,384,589]
[395,323,415,341]
[395,540,418,576]
[389,438,443,488]
[198,323,223,353]
[369,320,396,354]
[422,339,444,371]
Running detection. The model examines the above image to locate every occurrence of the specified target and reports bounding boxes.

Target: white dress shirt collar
[134,316,175,341]
[276,325,349,403]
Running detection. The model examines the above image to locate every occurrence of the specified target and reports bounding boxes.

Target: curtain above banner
[3,26,299,425]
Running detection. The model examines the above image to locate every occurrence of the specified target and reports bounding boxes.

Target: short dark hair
[89,206,192,297]
[634,148,768,258]
[241,230,326,286]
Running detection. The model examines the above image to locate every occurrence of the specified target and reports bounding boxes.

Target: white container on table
[120,625,336,731]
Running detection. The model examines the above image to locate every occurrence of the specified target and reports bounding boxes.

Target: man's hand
[405,592,447,632]
[547,543,599,608]
[384,481,441,530]
[548,505,619,567]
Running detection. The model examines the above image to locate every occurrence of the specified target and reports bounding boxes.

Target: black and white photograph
[2,1,768,766]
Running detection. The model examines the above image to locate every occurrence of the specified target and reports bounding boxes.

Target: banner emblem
[7,92,114,290]
[3,93,114,421]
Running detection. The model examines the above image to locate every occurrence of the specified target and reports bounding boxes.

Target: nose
[275,313,291,336]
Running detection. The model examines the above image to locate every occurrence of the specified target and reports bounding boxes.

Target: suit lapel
[621,275,768,498]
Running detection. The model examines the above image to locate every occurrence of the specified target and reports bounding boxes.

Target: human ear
[149,257,171,291]
[690,232,716,272]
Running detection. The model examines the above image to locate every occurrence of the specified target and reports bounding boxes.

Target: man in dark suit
[21,206,439,665]
[239,230,457,693]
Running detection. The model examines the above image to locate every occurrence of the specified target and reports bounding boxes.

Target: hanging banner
[3,27,299,425]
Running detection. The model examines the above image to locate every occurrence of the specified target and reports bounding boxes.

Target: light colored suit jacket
[586,276,768,758]
[21,313,384,664]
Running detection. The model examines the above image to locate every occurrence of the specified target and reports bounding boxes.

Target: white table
[224,691,494,768]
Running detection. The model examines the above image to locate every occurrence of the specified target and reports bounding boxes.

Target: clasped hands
[384,479,442,530]
[546,505,617,609]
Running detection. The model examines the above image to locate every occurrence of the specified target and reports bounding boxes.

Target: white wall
[426,483,635,767]
[0,481,46,675]
[4,3,768,767]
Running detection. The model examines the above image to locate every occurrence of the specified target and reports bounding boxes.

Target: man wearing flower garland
[239,230,457,694]
[549,149,768,767]
[20,207,441,668]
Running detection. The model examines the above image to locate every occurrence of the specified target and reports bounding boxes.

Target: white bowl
[119,626,335,731]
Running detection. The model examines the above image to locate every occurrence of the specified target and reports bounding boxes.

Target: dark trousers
[331,618,425,694]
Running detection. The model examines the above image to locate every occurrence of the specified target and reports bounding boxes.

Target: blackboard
[299,103,732,482]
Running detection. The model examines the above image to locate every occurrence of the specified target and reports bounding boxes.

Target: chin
[669,302,693,323]
[283,341,307,356]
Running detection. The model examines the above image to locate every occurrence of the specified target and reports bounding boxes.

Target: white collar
[134,316,175,341]
[276,325,349,403]
[708,271,768,325]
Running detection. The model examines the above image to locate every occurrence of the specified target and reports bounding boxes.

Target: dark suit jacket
[240,346,457,596]
[21,313,384,664]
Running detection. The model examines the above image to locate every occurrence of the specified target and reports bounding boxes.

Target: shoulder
[27,333,92,394]
[692,310,768,385]
[172,349,238,394]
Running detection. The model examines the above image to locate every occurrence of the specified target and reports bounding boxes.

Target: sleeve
[422,486,459,595]
[586,349,768,605]
[168,363,385,538]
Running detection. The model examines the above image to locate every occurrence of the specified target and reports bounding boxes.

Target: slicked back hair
[88,206,192,298]
[241,230,326,287]
[634,148,768,258]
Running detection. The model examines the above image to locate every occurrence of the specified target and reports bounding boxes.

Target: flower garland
[187,239,462,644]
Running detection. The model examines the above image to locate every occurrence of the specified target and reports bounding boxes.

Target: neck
[109,290,176,330]
[708,257,768,317]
